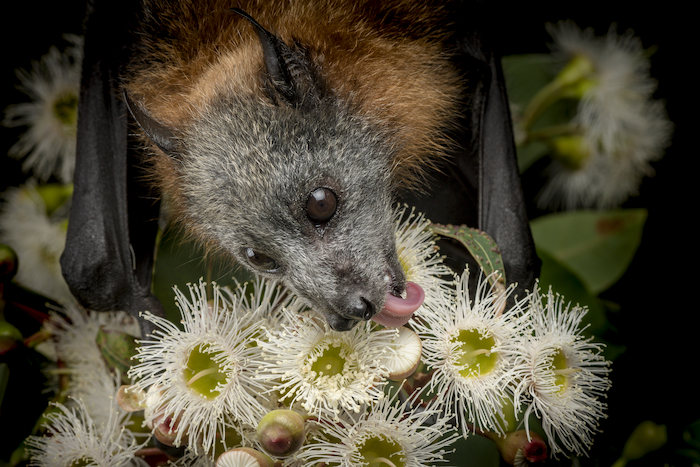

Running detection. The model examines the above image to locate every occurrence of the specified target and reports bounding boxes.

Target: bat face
[184,97,408,331]
[127,91,419,330]
[123,4,448,330]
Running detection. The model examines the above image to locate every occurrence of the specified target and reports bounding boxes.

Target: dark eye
[306,187,337,225]
[244,248,279,272]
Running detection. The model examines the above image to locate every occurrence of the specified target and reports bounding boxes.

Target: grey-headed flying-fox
[61,0,539,333]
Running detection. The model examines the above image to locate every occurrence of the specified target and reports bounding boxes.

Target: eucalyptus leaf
[428,224,505,286]
[531,210,647,295]
[502,54,557,110]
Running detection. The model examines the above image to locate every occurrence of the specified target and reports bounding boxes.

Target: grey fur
[164,93,404,331]
[125,8,420,331]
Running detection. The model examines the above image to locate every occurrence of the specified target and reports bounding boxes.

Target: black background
[0,1,693,465]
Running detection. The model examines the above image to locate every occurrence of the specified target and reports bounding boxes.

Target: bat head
[125,9,424,331]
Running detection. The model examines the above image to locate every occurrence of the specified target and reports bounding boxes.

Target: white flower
[231,276,295,326]
[294,385,459,467]
[255,308,398,419]
[413,268,529,437]
[511,286,611,457]
[41,303,141,426]
[128,280,270,455]
[2,35,83,182]
[394,205,453,307]
[44,303,140,370]
[25,398,148,467]
[0,183,73,302]
[536,21,672,210]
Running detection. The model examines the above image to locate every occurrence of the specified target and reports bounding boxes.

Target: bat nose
[346,295,375,321]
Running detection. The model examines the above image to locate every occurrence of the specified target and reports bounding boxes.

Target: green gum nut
[0,244,19,281]
[621,420,667,461]
[451,329,498,378]
[358,435,405,467]
[257,409,306,458]
[183,343,230,399]
[549,135,590,170]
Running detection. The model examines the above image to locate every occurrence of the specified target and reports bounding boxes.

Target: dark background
[0,1,692,465]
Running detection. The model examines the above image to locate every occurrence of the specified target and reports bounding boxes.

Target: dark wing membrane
[398,0,540,300]
[60,0,165,336]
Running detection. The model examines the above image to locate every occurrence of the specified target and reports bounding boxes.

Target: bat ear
[123,90,182,159]
[230,8,317,107]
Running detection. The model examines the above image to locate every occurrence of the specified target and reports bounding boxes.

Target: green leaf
[428,224,505,286]
[531,209,647,295]
[502,54,557,111]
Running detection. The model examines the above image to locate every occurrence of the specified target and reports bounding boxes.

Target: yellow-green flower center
[53,91,79,129]
[358,436,405,467]
[183,344,229,399]
[310,343,346,377]
[451,329,497,378]
[550,349,579,394]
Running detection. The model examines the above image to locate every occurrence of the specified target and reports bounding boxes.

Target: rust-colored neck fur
[124,0,464,190]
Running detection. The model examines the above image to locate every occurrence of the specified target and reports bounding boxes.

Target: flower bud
[256,409,305,457]
[385,326,422,381]
[153,414,186,447]
[549,135,591,170]
[621,420,666,461]
[216,447,275,467]
[0,244,18,281]
[0,321,23,355]
[95,325,138,381]
[116,385,147,412]
[493,430,547,466]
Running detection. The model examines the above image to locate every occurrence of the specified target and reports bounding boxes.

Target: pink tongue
[371,281,425,328]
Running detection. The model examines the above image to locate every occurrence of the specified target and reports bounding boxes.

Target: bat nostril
[360,297,375,321]
[345,296,375,321]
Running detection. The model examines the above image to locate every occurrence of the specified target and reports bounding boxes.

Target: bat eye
[307,187,337,225]
[244,248,279,272]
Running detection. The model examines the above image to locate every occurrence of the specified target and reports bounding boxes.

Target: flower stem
[520,79,568,131]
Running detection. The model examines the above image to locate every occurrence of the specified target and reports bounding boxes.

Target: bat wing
[60,0,164,336]
[398,1,540,299]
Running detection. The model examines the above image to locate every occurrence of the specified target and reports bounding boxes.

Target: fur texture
[123,0,465,330]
